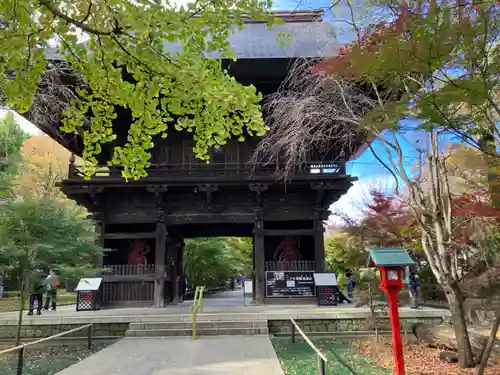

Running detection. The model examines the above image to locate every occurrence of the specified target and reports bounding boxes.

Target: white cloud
[329,174,397,224]
[0,109,39,135]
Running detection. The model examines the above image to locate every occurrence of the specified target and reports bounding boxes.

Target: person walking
[27,270,46,316]
[409,270,422,309]
[44,269,60,311]
[345,269,357,299]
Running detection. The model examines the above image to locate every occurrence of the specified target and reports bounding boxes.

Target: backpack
[50,275,60,288]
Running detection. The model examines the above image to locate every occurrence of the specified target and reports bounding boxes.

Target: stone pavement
[55,336,284,375]
[0,289,451,326]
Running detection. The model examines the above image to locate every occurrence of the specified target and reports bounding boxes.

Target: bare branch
[250,58,373,179]
[24,62,88,149]
[38,0,125,36]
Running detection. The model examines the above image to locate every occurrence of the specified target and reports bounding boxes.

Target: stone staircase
[125,319,269,337]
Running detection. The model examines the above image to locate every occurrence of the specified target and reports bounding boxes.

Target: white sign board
[75,278,102,291]
[244,280,253,295]
[313,273,338,286]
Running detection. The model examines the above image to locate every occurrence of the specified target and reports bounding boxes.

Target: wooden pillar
[253,219,265,304]
[252,239,256,302]
[89,212,105,270]
[154,218,167,308]
[88,187,105,272]
[167,241,179,304]
[95,219,104,269]
[148,185,168,308]
[176,240,184,302]
[314,218,326,272]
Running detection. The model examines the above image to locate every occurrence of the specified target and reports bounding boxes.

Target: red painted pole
[382,286,406,375]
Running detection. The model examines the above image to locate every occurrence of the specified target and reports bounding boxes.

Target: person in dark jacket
[27,270,47,316]
[345,269,357,299]
[409,270,422,309]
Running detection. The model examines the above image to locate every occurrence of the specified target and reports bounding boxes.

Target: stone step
[130,314,267,323]
[128,320,268,330]
[125,327,269,337]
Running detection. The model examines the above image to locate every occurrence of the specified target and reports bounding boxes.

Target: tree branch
[38,0,124,36]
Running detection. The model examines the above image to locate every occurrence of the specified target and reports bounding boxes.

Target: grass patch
[0,342,110,375]
[0,293,76,313]
[272,337,391,375]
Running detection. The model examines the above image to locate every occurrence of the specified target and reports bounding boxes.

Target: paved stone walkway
[55,336,284,375]
[0,289,450,325]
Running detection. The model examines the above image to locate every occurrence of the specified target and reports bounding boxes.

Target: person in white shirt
[44,269,60,311]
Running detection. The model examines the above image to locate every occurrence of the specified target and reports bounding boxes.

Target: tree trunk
[443,283,475,368]
[412,323,499,358]
[15,276,26,346]
[477,309,500,375]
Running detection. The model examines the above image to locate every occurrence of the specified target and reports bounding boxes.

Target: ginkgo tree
[15,134,76,202]
[0,0,275,179]
[0,113,28,196]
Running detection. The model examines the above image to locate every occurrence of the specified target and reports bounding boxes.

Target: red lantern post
[378,267,406,375]
[367,248,415,375]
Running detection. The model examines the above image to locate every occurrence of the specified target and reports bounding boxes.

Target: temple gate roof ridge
[44,10,338,61]
[242,10,324,23]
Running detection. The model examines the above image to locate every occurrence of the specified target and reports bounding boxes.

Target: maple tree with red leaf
[312,5,418,77]
[451,190,500,250]
[313,2,486,81]
[452,191,500,219]
[360,189,416,249]
[451,190,500,293]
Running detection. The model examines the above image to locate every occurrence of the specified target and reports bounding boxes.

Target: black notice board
[265,271,316,298]
[317,286,338,306]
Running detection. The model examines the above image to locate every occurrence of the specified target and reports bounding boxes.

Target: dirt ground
[352,337,500,375]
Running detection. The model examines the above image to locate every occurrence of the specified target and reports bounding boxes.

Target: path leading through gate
[55,335,284,375]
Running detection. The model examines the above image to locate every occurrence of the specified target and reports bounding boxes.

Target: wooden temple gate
[43,11,364,307]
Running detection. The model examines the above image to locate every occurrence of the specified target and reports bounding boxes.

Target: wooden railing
[290,318,328,375]
[191,286,205,340]
[0,324,93,375]
[68,161,347,180]
[290,318,363,375]
[265,261,316,271]
[101,281,155,304]
[100,264,179,304]
[103,264,155,276]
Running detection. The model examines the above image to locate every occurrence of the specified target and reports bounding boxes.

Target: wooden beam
[103,232,157,240]
[253,228,316,236]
